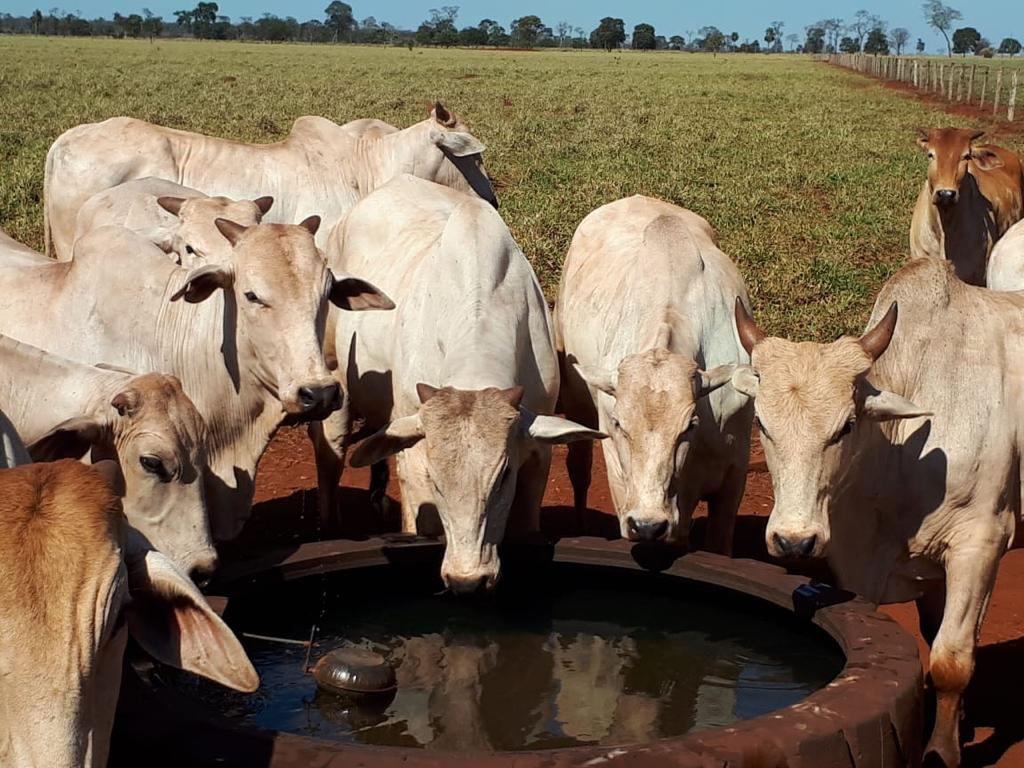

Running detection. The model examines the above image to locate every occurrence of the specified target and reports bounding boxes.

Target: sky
[5,0,1021,51]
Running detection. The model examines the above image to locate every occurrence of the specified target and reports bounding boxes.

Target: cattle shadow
[959,636,1024,767]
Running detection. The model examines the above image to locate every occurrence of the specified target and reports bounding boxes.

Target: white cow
[986,217,1024,290]
[314,176,602,593]
[733,257,1022,766]
[555,196,753,551]
[44,103,497,258]
[0,220,392,541]
[0,459,257,768]
[0,334,215,577]
[74,177,273,266]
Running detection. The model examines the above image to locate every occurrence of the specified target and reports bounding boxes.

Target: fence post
[967,65,975,103]
[980,69,988,108]
[913,60,919,88]
[956,66,964,101]
[948,66,955,100]
[1010,72,1019,122]
[994,68,1003,116]
[939,63,944,94]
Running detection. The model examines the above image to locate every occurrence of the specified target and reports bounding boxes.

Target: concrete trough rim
[113,535,924,768]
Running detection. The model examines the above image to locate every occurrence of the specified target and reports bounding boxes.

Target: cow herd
[0,105,1023,767]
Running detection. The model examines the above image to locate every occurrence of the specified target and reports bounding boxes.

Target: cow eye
[185,245,195,255]
[140,455,170,482]
[927,151,935,159]
[244,290,262,305]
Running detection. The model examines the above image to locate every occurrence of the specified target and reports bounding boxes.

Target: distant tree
[31,7,44,32]
[141,7,163,37]
[590,16,625,50]
[764,20,783,52]
[848,9,880,49]
[697,26,726,53]
[173,7,191,30]
[555,20,569,46]
[820,18,843,53]
[916,37,926,52]
[922,0,961,57]
[324,1,353,41]
[804,25,826,53]
[951,26,980,55]
[632,22,656,50]
[729,31,739,46]
[510,14,543,47]
[999,37,1022,57]
[891,27,909,54]
[458,24,486,45]
[668,34,684,50]
[839,36,860,52]
[978,46,994,58]
[864,26,890,54]
[786,32,799,51]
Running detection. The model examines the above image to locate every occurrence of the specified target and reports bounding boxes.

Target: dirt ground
[243,427,1024,767]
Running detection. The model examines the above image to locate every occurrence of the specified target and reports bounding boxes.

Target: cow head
[733,300,929,560]
[350,385,603,594]
[0,460,257,768]
[422,102,499,209]
[917,127,1004,207]
[157,194,273,266]
[170,216,394,420]
[575,324,741,544]
[27,373,215,583]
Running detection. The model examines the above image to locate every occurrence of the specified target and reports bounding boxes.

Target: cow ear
[111,389,140,417]
[915,127,930,149]
[169,263,235,303]
[970,148,1004,171]
[328,272,395,311]
[214,218,249,246]
[695,364,736,399]
[416,383,440,404]
[431,101,456,126]
[861,387,932,422]
[27,417,108,462]
[125,544,259,693]
[349,415,424,467]
[574,363,617,397]
[431,129,487,158]
[298,215,321,236]
[252,196,274,216]
[157,196,186,217]
[730,365,760,399]
[521,411,606,444]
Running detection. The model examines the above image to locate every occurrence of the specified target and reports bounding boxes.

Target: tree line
[0,0,1018,56]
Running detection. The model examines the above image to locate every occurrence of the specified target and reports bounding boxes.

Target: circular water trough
[111,536,923,768]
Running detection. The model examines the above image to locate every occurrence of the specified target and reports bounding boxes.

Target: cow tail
[42,140,56,258]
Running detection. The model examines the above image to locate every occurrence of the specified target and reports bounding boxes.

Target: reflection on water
[172,574,843,752]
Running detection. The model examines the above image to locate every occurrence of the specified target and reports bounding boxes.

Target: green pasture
[1,37,1020,338]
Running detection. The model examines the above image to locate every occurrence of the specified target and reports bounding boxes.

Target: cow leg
[395,443,442,537]
[704,465,746,556]
[925,543,1003,767]
[916,582,947,646]
[369,460,392,524]
[508,445,551,537]
[308,412,348,536]
[565,440,592,533]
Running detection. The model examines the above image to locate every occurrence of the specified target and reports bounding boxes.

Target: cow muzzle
[441,558,500,595]
[766,526,828,559]
[933,188,958,207]
[285,381,342,419]
[624,512,672,543]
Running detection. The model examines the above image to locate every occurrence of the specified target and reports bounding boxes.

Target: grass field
[1,37,1021,339]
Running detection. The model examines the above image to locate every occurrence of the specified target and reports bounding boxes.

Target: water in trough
[171,562,844,752]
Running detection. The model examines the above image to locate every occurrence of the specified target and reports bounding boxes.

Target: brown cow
[910,127,1024,285]
[0,460,257,768]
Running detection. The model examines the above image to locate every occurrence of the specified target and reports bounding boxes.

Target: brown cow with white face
[910,127,1024,285]
[0,460,257,768]
[735,257,1024,766]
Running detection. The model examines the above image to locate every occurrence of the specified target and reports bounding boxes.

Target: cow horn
[111,389,139,417]
[859,302,898,361]
[157,196,186,216]
[92,459,126,499]
[215,218,249,246]
[416,383,440,404]
[253,196,274,216]
[969,129,985,142]
[299,215,321,236]
[734,298,765,355]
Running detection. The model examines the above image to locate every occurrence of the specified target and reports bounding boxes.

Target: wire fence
[819,53,1019,122]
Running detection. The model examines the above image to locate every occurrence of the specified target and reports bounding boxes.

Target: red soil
[247,427,1024,767]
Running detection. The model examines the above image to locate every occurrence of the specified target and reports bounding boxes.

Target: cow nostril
[935,189,957,205]
[651,520,669,540]
[797,535,818,557]
[298,386,317,407]
[773,532,791,555]
[628,518,669,542]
